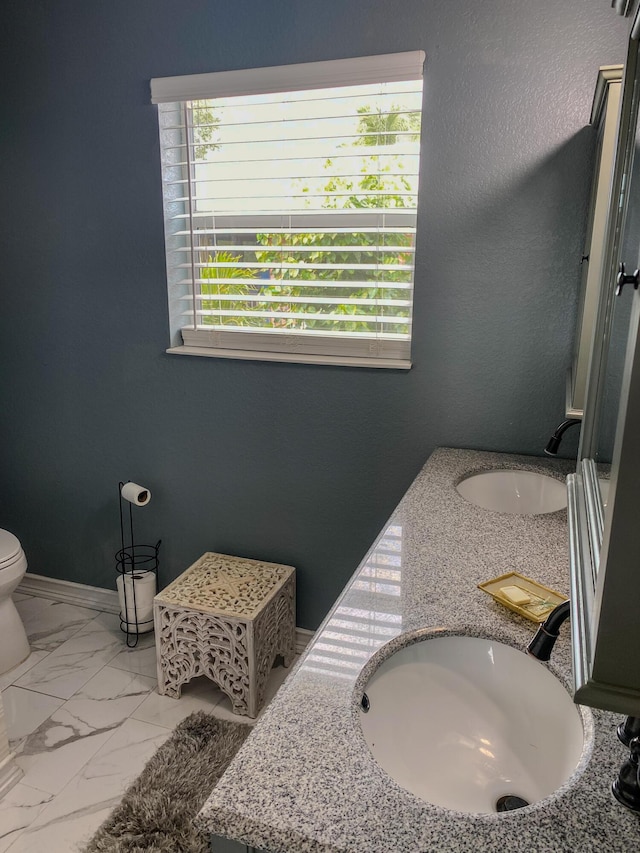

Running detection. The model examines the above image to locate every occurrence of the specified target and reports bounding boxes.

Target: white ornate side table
[153,552,295,718]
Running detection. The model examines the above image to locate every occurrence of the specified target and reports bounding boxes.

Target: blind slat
[180,260,413,270]
[170,278,413,299]
[174,265,412,281]
[166,171,420,188]
[188,294,412,307]
[174,115,422,132]
[182,244,416,254]
[173,227,416,235]
[192,308,409,324]
[158,144,420,162]
[182,243,415,251]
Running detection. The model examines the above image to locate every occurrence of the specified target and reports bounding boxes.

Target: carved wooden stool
[153,552,295,718]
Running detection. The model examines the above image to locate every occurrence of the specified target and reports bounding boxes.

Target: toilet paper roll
[117,570,156,633]
[121,482,151,506]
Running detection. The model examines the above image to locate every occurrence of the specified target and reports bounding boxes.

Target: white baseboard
[18,573,120,614]
[18,573,314,655]
[295,627,315,655]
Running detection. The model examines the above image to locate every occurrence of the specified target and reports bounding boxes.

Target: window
[151,51,425,368]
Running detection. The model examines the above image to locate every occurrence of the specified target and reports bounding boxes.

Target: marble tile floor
[0,593,294,852]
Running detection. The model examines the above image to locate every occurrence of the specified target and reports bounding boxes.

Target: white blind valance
[154,53,424,367]
[151,51,425,104]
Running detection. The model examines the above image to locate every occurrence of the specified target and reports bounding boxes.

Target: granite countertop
[197,448,640,852]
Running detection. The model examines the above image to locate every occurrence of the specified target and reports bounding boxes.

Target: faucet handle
[615,262,640,296]
[617,716,640,747]
[612,736,640,812]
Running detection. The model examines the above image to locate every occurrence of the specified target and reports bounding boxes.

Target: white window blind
[152,52,425,367]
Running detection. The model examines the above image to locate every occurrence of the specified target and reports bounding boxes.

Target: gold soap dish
[478,571,567,623]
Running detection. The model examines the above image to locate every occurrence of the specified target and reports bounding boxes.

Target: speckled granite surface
[197,448,640,852]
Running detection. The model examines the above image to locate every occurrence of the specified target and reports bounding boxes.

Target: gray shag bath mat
[84,712,251,853]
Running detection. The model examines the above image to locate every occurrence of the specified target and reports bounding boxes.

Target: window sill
[166,345,411,370]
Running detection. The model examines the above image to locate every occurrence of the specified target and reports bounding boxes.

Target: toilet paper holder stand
[116,480,160,648]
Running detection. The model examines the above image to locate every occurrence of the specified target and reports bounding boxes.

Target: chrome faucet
[544,419,581,456]
[526,600,570,660]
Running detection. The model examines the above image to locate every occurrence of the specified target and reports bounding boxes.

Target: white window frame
[151,51,425,369]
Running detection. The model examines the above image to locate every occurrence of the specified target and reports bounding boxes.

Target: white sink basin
[358,635,584,814]
[456,470,567,515]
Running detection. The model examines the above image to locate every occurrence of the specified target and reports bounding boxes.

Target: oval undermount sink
[358,635,585,814]
[456,470,567,515]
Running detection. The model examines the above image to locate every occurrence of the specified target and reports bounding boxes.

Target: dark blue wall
[0,0,630,628]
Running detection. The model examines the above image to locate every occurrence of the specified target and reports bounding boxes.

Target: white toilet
[0,529,30,676]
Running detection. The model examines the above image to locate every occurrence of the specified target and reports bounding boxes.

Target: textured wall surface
[0,1,631,628]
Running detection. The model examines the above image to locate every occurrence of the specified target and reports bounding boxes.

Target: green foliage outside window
[199,106,420,334]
